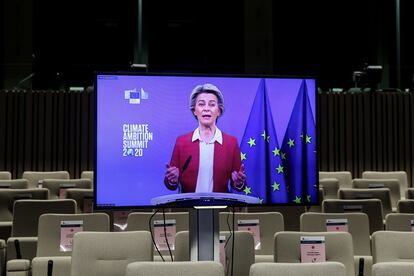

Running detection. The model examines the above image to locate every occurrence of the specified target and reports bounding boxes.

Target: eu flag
[281,80,317,204]
[237,79,288,203]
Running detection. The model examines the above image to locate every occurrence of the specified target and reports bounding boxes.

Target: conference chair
[362,171,408,199]
[319,171,352,189]
[65,189,94,213]
[0,171,11,180]
[249,262,346,276]
[352,178,400,210]
[0,179,29,189]
[372,231,414,263]
[174,231,254,276]
[396,199,414,213]
[30,213,110,276]
[70,231,153,276]
[125,261,224,276]
[322,199,384,234]
[319,178,340,199]
[372,262,414,276]
[41,179,92,199]
[22,171,70,189]
[6,199,77,263]
[0,188,49,241]
[80,171,94,181]
[126,211,189,261]
[248,205,306,231]
[300,212,372,276]
[274,231,355,276]
[219,211,284,262]
[338,188,393,216]
[385,213,414,231]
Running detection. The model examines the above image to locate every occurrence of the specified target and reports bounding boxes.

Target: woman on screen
[164,83,246,193]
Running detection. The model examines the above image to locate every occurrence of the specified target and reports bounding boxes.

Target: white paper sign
[300,236,326,263]
[153,219,176,250]
[326,218,348,232]
[113,210,130,231]
[60,220,83,252]
[237,219,261,250]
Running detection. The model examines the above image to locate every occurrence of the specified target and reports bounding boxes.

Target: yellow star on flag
[305,135,312,144]
[240,152,247,161]
[243,186,251,195]
[276,164,284,174]
[288,138,295,148]
[272,182,280,191]
[272,147,280,156]
[247,138,256,147]
[294,196,301,204]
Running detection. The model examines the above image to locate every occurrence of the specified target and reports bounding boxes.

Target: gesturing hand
[165,163,179,185]
[231,163,246,189]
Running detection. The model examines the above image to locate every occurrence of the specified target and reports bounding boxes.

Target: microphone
[178,155,192,193]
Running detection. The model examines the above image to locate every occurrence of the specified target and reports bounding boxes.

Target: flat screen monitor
[95,73,318,209]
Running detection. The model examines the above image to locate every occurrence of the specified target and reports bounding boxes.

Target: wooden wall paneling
[327,93,336,171]
[344,93,354,174]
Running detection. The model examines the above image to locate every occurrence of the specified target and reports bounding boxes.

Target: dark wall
[3,0,409,90]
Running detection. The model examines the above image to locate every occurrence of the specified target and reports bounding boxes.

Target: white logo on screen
[124,88,149,104]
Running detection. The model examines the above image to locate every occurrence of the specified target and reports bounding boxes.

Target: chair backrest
[22,171,70,189]
[372,262,414,276]
[247,206,306,231]
[362,171,408,199]
[174,231,254,276]
[250,262,346,276]
[0,179,28,189]
[0,171,11,180]
[352,178,401,209]
[319,178,340,199]
[219,212,284,255]
[322,199,384,234]
[372,231,414,263]
[274,231,355,276]
[80,171,94,181]
[65,189,94,213]
[12,199,77,237]
[125,261,224,276]
[300,212,371,255]
[396,199,414,213]
[70,231,153,276]
[42,179,92,199]
[338,188,392,216]
[0,188,49,221]
[36,213,110,256]
[319,171,352,189]
[385,213,414,231]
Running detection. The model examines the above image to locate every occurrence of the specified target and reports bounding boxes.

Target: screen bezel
[93,71,319,210]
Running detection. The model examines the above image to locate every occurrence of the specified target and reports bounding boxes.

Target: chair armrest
[32,256,72,276]
[6,258,30,276]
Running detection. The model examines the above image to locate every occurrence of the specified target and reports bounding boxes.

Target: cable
[224,210,232,276]
[149,208,165,262]
[162,208,174,262]
[231,206,235,276]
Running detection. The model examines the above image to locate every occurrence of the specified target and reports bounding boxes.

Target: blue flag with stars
[237,79,288,204]
[281,80,317,204]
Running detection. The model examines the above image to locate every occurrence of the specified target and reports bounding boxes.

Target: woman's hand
[165,163,179,185]
[231,164,246,189]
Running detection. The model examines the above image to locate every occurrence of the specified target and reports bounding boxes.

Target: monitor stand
[189,207,223,261]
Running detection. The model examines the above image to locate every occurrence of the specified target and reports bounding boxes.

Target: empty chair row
[0,171,94,187]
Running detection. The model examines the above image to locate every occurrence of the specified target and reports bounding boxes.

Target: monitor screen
[95,73,318,208]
